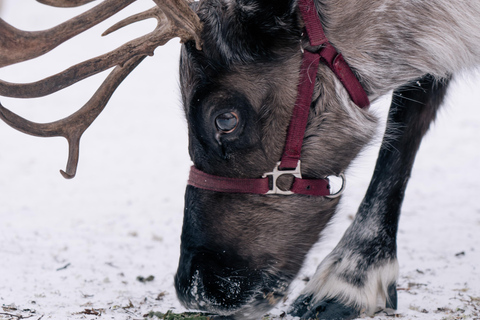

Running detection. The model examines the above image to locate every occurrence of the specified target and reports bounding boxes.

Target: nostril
[176,266,248,311]
[174,268,203,309]
[175,263,220,309]
[175,250,292,320]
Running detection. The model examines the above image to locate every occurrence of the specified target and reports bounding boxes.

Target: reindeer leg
[289,74,451,319]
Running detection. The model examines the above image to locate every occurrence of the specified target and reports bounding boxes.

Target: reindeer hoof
[288,294,313,317]
[289,296,359,320]
[301,299,359,320]
[386,282,398,310]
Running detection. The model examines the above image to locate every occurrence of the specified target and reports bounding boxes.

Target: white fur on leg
[301,251,399,315]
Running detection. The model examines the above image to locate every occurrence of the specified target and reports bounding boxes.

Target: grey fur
[319,0,480,97]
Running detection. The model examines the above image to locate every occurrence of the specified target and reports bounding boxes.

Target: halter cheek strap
[187,0,369,196]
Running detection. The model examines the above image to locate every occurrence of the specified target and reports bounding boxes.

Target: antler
[0,0,203,178]
[37,0,96,7]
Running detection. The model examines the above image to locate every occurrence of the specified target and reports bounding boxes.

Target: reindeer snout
[175,186,293,318]
[174,247,258,314]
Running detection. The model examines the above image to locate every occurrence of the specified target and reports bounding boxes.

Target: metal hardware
[325,172,346,199]
[262,161,302,195]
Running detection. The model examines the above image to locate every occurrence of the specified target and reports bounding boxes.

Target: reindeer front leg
[290,74,451,319]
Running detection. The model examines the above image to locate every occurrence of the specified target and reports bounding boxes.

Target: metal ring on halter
[325,172,346,199]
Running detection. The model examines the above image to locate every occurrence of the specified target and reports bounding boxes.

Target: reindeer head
[0,0,376,318]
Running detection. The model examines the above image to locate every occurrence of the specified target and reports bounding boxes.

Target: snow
[0,1,479,319]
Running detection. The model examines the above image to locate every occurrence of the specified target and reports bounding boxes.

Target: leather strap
[188,166,331,196]
[298,0,369,109]
[279,50,320,170]
[298,0,328,46]
[188,166,270,194]
[319,43,370,109]
[279,0,369,170]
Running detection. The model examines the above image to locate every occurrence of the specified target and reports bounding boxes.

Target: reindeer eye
[215,112,239,133]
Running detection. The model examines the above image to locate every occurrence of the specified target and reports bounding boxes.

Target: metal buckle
[325,172,346,199]
[262,161,302,195]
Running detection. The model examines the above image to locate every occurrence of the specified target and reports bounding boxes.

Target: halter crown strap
[299,0,369,109]
[279,0,369,170]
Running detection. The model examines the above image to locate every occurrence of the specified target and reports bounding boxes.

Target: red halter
[187,0,369,196]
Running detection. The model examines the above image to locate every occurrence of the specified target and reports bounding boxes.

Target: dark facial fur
[175,0,377,318]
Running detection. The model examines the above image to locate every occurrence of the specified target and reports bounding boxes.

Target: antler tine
[103,7,162,36]
[0,36,157,98]
[0,56,146,179]
[1,1,203,99]
[36,0,96,7]
[0,0,137,68]
[0,0,203,178]
[105,0,203,49]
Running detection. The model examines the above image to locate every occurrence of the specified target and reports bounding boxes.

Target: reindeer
[1,0,479,319]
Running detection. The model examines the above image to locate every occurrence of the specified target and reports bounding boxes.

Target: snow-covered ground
[0,1,479,319]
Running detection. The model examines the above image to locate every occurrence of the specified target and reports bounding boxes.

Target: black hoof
[386,282,398,310]
[289,297,359,320]
[302,299,359,320]
[289,294,313,317]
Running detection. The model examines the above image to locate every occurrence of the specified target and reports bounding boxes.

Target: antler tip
[60,169,76,179]
[36,0,96,8]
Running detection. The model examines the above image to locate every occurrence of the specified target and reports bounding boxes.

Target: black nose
[174,248,262,313]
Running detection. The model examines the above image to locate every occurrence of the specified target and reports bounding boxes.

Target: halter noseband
[188,0,369,197]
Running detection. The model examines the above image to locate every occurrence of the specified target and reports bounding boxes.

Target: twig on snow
[0,312,34,319]
[56,263,71,271]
